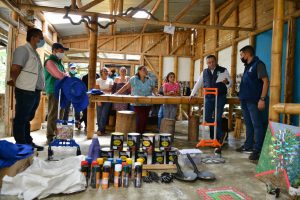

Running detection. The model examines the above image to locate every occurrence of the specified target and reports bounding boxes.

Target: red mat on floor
[197,187,252,200]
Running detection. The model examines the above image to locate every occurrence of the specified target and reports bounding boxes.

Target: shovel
[187,153,216,181]
[172,156,198,182]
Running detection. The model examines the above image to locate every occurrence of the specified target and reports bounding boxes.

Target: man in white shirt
[7,28,45,151]
[190,55,232,144]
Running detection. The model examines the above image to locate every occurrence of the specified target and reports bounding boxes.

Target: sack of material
[1,155,86,200]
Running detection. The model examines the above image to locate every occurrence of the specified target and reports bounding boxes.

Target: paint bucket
[100,147,113,161]
[152,148,165,164]
[166,148,178,164]
[110,132,124,151]
[119,148,130,162]
[159,133,172,150]
[127,133,141,152]
[135,148,147,164]
[142,133,155,152]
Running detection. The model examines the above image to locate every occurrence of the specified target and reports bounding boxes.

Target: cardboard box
[0,155,33,188]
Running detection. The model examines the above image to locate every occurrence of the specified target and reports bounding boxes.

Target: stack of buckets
[100,132,177,165]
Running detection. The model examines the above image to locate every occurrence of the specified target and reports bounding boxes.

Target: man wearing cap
[44,43,69,144]
[7,28,45,151]
[63,63,82,129]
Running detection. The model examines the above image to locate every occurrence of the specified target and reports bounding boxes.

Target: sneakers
[249,151,260,161]
[32,143,44,151]
[236,145,253,154]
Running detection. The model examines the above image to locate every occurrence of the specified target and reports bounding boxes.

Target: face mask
[36,39,45,48]
[240,57,247,64]
[55,52,65,59]
[70,69,76,74]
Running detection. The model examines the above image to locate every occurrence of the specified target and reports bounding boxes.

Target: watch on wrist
[260,97,266,101]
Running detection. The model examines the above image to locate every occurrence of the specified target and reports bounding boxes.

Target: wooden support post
[174,56,178,82]
[4,11,18,136]
[109,0,114,35]
[231,8,238,96]
[53,32,58,43]
[269,0,284,122]
[228,104,233,131]
[164,0,169,21]
[87,15,98,139]
[158,55,163,89]
[139,35,143,53]
[71,0,77,9]
[118,0,123,15]
[188,115,199,141]
[190,58,195,89]
[130,64,135,76]
[249,0,256,47]
[210,0,218,59]
[283,1,296,123]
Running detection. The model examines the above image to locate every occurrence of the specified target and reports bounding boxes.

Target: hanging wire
[63,5,159,32]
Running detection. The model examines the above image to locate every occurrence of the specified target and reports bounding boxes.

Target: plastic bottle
[90,161,100,189]
[88,134,101,161]
[134,162,142,188]
[80,160,89,187]
[114,164,122,188]
[102,161,111,190]
[122,165,129,188]
[97,158,104,179]
[108,158,115,183]
[126,158,133,179]
[86,157,93,180]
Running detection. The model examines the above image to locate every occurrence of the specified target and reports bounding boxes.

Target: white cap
[104,161,111,167]
[115,164,122,172]
[134,162,141,168]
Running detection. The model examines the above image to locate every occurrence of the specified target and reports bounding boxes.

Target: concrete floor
[0,121,290,200]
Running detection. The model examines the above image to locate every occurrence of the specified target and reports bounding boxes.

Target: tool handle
[186,154,200,174]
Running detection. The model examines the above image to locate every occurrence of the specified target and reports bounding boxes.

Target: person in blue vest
[189,55,232,144]
[236,45,269,162]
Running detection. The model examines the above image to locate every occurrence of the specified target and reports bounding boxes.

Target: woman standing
[112,67,130,111]
[163,72,180,119]
[95,67,113,135]
[116,66,157,134]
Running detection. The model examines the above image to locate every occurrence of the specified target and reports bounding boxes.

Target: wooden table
[89,95,240,134]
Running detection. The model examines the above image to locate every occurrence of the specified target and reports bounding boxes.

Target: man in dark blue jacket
[236,45,269,161]
[190,55,232,144]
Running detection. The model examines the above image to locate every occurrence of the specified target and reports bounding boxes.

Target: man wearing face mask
[189,55,232,145]
[7,28,45,151]
[44,43,69,144]
[62,63,82,129]
[236,45,269,162]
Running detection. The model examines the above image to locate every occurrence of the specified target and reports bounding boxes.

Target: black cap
[52,43,69,51]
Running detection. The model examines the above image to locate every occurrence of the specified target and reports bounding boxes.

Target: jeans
[241,99,269,152]
[13,88,41,144]
[158,105,164,130]
[63,102,80,122]
[134,106,151,134]
[163,104,177,120]
[96,102,112,132]
[204,95,226,140]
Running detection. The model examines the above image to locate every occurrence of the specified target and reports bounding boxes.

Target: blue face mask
[36,39,45,48]
[70,70,76,75]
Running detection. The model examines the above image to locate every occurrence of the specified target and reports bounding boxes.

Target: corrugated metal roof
[30,0,226,37]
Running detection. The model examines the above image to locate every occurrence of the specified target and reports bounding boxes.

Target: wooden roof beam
[79,0,105,11]
[127,0,153,17]
[218,0,241,25]
[164,0,169,21]
[18,4,254,31]
[173,0,199,22]
[141,0,162,33]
